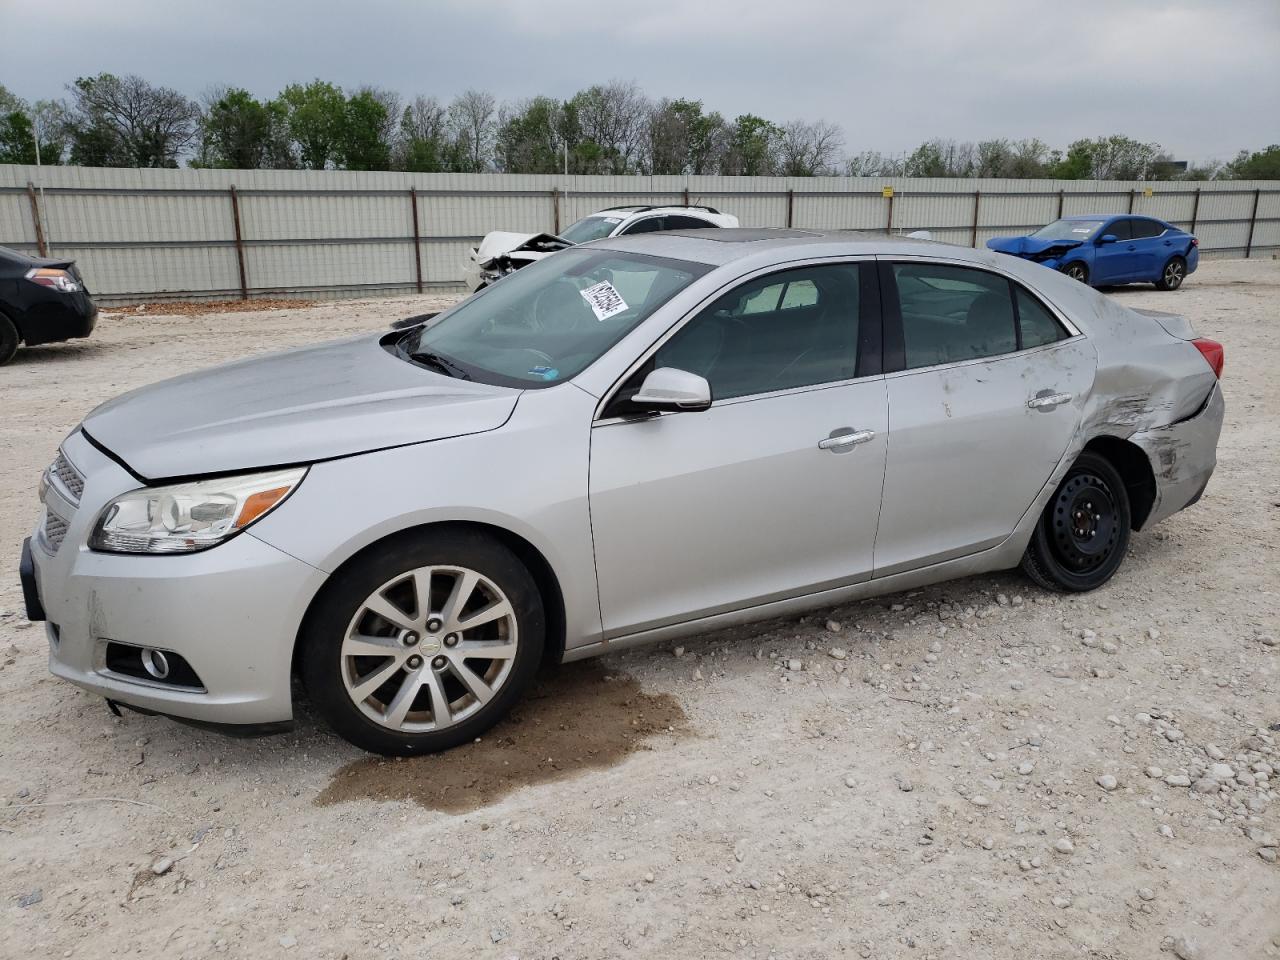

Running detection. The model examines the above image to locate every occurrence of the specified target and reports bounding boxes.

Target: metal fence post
[1245,188,1261,258]
[409,187,424,294]
[786,189,794,228]
[1127,189,1136,213]
[1057,189,1065,219]
[885,190,894,234]
[683,186,690,207]
[970,191,981,247]
[551,188,560,235]
[228,185,248,301]
[1189,187,1201,234]
[26,182,47,257]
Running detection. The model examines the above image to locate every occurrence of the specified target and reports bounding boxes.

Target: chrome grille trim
[50,451,85,504]
[42,511,69,552]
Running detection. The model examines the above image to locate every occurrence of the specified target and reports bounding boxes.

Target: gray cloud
[4,0,1276,161]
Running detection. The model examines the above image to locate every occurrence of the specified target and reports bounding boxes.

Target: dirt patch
[315,661,688,813]
[109,297,319,316]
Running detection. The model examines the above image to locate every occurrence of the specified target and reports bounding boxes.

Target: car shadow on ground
[7,340,117,367]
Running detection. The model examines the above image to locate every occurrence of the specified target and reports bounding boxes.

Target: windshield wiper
[407,349,472,380]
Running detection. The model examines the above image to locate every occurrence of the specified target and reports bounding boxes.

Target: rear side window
[665,215,719,230]
[1015,286,1066,348]
[1130,219,1165,239]
[892,263,1017,369]
[1105,219,1133,241]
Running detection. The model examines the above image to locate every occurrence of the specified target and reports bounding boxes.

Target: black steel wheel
[1021,451,1131,592]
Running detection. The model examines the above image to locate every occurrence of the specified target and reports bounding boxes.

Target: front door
[588,261,887,638]
[873,259,1095,575]
[1092,217,1137,283]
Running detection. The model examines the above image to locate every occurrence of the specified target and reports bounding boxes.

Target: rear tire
[1020,451,1131,592]
[1062,261,1089,284]
[1154,255,1186,291]
[0,313,19,365]
[301,529,545,756]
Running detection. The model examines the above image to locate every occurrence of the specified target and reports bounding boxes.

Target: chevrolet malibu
[22,229,1225,755]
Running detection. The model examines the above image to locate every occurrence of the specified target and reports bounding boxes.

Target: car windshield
[403,249,709,388]
[558,215,624,244]
[1031,219,1105,241]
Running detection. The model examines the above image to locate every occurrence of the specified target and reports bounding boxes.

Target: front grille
[43,512,69,552]
[51,451,85,503]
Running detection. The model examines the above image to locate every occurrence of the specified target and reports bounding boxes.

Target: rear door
[588,260,887,637]
[1128,218,1168,279]
[1092,218,1137,283]
[873,259,1095,575]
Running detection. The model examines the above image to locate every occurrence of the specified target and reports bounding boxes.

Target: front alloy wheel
[1063,262,1089,284]
[303,530,544,755]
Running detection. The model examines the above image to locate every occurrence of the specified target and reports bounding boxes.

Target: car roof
[597,205,723,218]
[592,228,985,267]
[1061,213,1168,222]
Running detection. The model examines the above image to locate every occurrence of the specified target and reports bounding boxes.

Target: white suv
[464,205,739,291]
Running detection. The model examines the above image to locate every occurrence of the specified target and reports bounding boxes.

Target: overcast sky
[3,0,1277,162]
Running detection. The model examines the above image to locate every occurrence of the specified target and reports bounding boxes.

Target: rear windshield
[1031,220,1104,241]
[403,249,709,387]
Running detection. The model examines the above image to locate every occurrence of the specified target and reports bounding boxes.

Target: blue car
[987,215,1198,291]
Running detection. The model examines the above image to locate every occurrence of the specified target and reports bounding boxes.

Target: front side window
[893,263,1017,369]
[1104,219,1133,241]
[621,216,666,235]
[405,249,709,387]
[665,215,719,231]
[653,263,863,401]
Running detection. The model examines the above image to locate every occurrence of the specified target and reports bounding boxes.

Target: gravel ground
[1,261,1278,960]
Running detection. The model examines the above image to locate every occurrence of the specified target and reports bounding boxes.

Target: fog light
[141,648,171,680]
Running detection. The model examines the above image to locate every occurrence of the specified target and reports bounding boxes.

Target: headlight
[89,467,307,554]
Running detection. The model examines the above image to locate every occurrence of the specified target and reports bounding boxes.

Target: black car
[0,245,98,364]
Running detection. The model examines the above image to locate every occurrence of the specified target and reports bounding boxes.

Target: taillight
[1192,337,1223,378]
[1190,237,1199,247]
[25,267,82,293]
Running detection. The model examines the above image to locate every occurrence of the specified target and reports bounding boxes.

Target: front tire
[0,312,19,365]
[1062,261,1089,284]
[1020,451,1131,592]
[1154,255,1186,291]
[301,529,545,756]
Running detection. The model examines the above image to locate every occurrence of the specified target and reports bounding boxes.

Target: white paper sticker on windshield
[602,217,622,224]
[1072,227,1092,233]
[580,280,629,321]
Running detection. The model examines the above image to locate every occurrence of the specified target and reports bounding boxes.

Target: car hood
[987,235,1085,257]
[82,335,519,481]
[472,231,574,266]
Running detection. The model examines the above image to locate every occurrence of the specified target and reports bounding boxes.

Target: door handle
[1027,392,1073,411]
[818,428,876,451]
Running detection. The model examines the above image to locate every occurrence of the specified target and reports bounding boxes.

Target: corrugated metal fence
[1,165,1276,304]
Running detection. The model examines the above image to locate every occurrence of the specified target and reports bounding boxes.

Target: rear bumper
[1131,382,1224,528]
[17,292,98,346]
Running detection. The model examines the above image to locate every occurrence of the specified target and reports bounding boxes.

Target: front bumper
[26,432,327,727]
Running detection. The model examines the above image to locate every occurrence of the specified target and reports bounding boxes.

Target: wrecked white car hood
[473,231,572,267]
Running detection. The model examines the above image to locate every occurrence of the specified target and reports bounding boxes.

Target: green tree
[198,88,292,169]
[496,96,564,174]
[398,96,450,172]
[724,114,780,176]
[1224,144,1280,180]
[340,89,391,170]
[276,80,347,170]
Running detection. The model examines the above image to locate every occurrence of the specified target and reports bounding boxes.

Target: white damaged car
[463,205,739,291]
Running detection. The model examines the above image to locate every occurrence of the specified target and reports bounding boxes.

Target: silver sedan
[24,229,1224,755]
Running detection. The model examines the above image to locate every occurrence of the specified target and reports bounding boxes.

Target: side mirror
[631,367,712,413]
[1097,234,1118,245]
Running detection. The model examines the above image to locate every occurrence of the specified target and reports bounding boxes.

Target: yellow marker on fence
[882,186,894,198]
[1143,187,1153,197]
